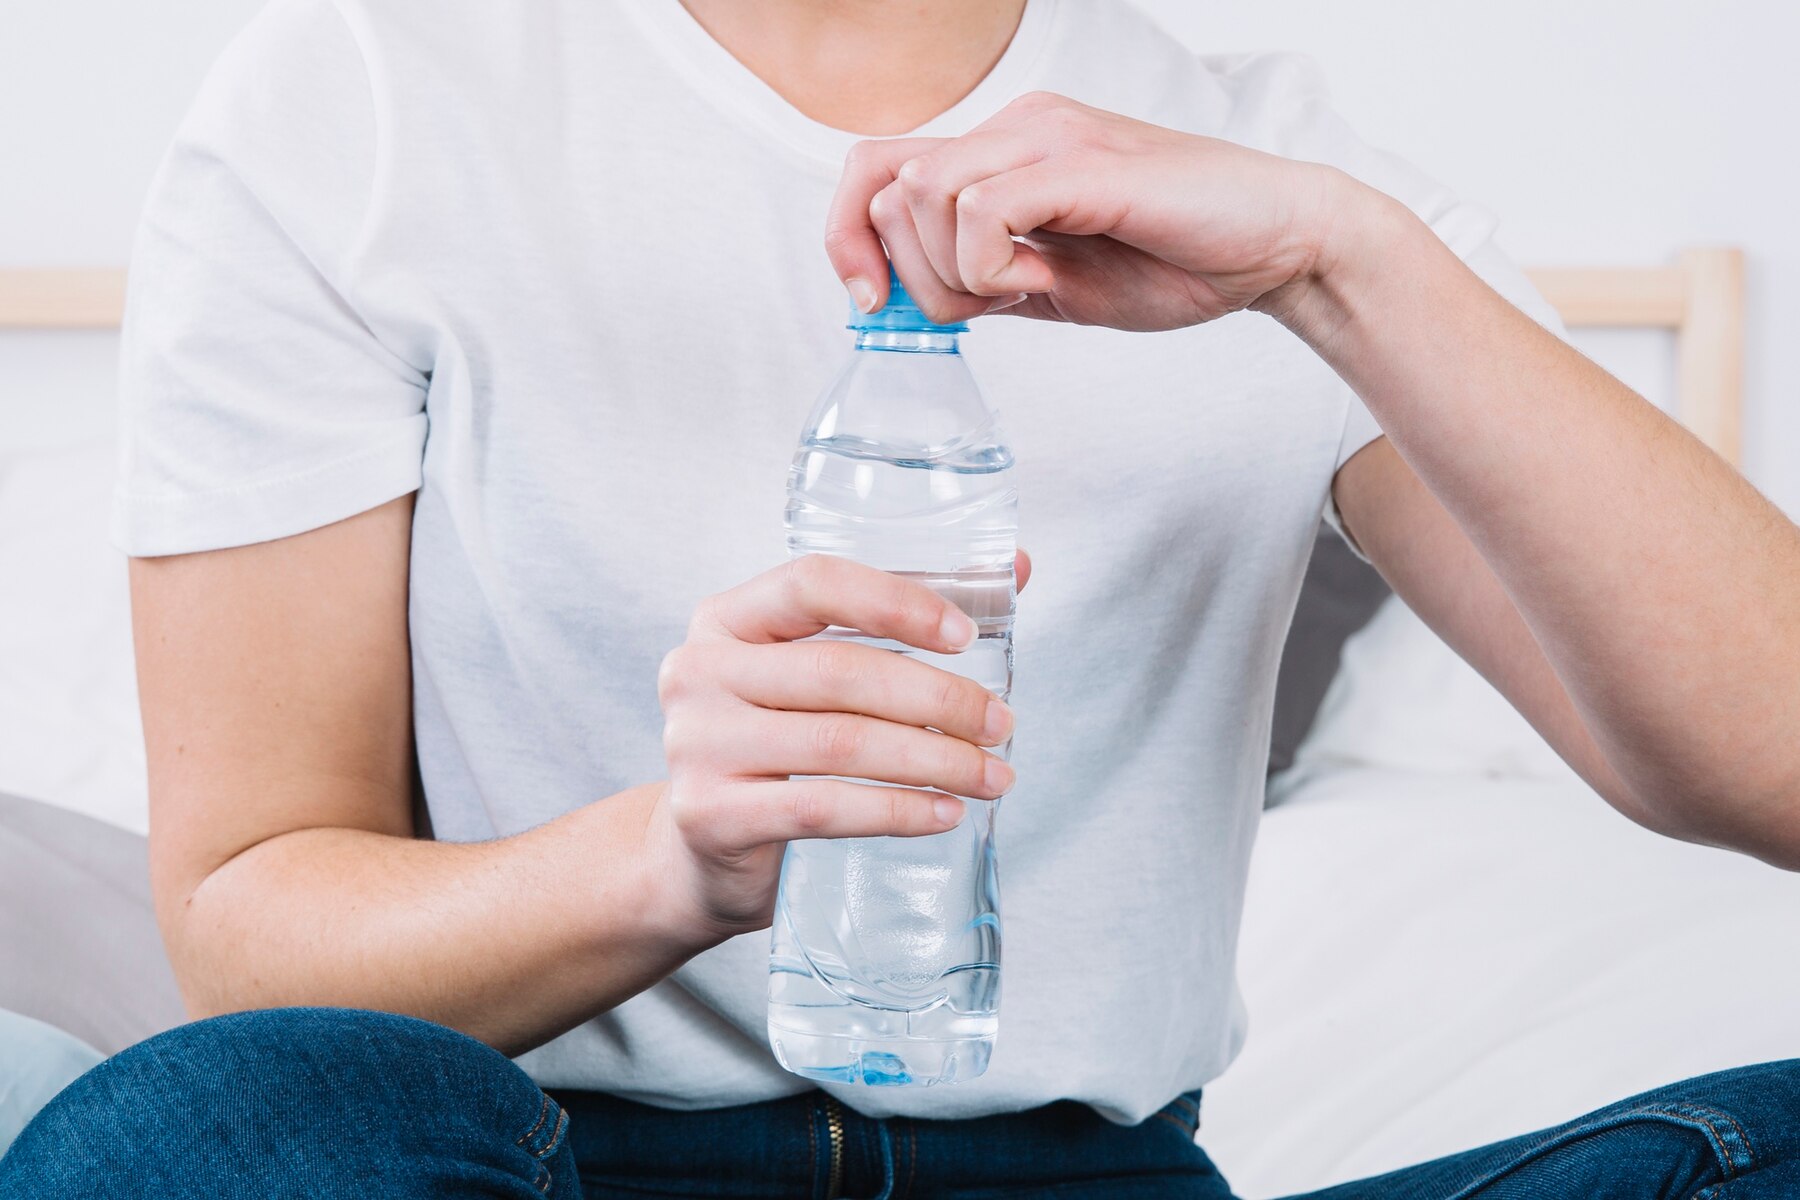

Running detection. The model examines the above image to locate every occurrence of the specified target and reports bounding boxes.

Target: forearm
[1291,180,1800,863]
[162,783,715,1056]
[814,97,1800,857]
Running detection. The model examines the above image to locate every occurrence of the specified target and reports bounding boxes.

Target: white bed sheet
[1204,764,1800,1197]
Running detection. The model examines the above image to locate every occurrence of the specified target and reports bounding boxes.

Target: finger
[692,555,977,651]
[870,181,996,327]
[885,129,1060,298]
[704,639,1011,747]
[720,708,1014,800]
[984,291,1067,323]
[1015,549,1033,593]
[896,150,970,293]
[954,163,1070,296]
[825,137,944,313]
[735,778,970,844]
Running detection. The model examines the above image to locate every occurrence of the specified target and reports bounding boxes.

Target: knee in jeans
[20,1008,512,1144]
[184,1006,506,1078]
[0,1010,562,1194]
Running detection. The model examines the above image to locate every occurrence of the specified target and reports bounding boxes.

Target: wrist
[1264,168,1426,349]
[559,782,732,968]
[635,783,752,953]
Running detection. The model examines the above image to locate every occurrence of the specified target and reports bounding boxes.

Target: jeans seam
[1636,1103,1757,1173]
[1438,1103,1756,1200]
[516,1093,553,1149]
[1154,1092,1202,1138]
[535,1107,568,1160]
[518,1101,566,1160]
[1151,1111,1197,1138]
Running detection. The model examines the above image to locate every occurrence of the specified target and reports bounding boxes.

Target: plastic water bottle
[768,272,1016,1087]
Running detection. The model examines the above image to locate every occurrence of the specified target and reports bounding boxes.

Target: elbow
[1727,787,1800,873]
[1703,817,1800,874]
[156,902,244,1023]
[152,863,266,1022]
[1617,764,1800,873]
[1747,842,1800,874]
[161,917,289,1025]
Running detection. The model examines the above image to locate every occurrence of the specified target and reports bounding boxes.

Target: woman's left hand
[824,91,1366,333]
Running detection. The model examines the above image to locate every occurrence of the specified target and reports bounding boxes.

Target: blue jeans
[1,1008,1795,1198]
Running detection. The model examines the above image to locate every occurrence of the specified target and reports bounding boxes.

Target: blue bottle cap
[848,266,969,333]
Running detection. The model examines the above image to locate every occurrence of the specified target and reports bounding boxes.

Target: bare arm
[1331,439,1632,802]
[136,497,696,1054]
[138,496,1013,1054]
[1312,206,1800,867]
[823,92,1800,867]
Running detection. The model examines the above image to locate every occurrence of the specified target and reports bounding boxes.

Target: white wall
[1,0,258,450]
[3,0,1797,507]
[1142,0,1800,513]
[1149,0,1800,513]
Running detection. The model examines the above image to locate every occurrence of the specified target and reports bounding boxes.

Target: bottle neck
[854,329,961,354]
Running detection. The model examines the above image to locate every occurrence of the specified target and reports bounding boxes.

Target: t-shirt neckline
[620,0,1060,170]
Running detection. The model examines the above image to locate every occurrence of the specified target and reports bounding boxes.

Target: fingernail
[934,796,965,826]
[940,609,977,651]
[983,700,1013,744]
[984,756,1015,795]
[847,278,879,313]
[986,292,1030,313]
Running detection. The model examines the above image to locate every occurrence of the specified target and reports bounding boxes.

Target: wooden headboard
[1527,248,1745,466]
[0,252,1746,464]
[0,269,125,331]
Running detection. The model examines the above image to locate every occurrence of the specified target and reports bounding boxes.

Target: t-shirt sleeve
[112,0,428,557]
[1210,53,1568,544]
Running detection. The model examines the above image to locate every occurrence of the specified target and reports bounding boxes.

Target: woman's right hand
[645,553,1018,941]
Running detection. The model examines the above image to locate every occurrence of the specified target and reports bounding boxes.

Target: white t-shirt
[116,0,1555,1124]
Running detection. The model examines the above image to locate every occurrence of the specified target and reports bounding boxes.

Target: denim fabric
[0,1009,578,1199]
[557,1086,1217,1198]
[1,1007,1795,1199]
[1288,1060,1800,1200]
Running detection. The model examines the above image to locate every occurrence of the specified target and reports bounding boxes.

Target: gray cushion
[1270,529,1390,778]
[0,793,186,1055]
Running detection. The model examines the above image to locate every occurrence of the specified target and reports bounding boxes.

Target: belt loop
[871,1116,897,1200]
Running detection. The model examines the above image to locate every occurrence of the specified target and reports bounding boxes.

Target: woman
[4,0,1798,1195]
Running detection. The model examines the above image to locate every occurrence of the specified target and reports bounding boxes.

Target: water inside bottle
[771,438,1015,1086]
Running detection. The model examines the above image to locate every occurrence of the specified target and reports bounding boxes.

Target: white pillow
[0,439,147,832]
[1274,593,1572,798]
[0,1009,104,1154]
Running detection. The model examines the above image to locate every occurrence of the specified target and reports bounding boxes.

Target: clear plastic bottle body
[769,328,1016,1087]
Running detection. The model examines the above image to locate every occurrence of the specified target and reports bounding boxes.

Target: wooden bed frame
[0,269,125,332]
[1526,248,1744,465]
[0,251,1746,465]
